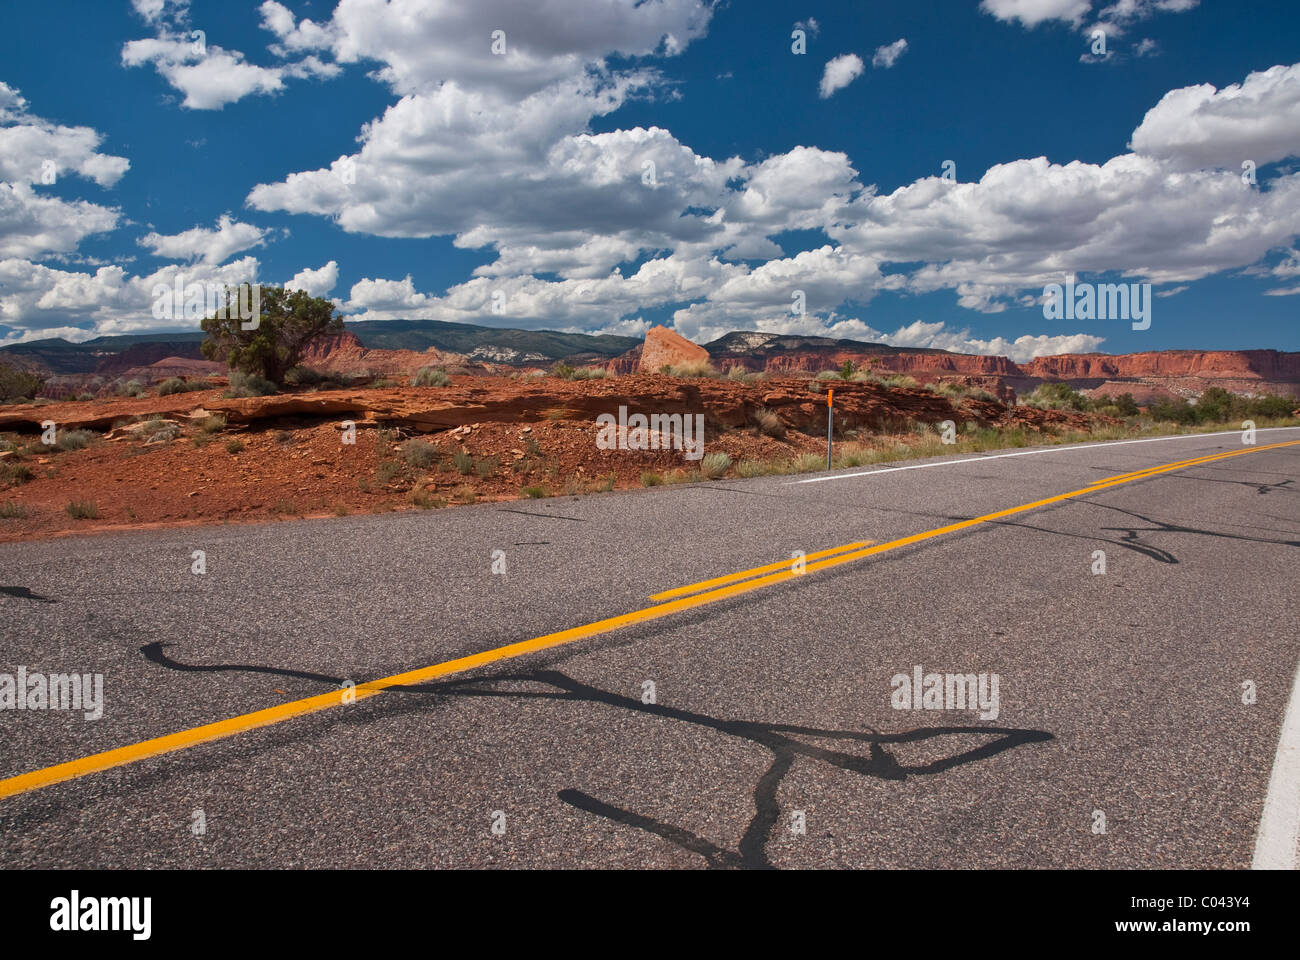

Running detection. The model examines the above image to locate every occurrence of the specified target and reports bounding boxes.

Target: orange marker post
[826,388,834,470]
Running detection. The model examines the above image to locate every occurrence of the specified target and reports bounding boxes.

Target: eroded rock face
[706,342,1300,399]
[1021,350,1300,381]
[1085,381,1179,404]
[637,326,710,373]
[94,342,206,376]
[297,331,463,376]
[121,357,226,383]
[606,345,641,375]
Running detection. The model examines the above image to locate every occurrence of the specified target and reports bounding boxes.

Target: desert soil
[0,373,1095,542]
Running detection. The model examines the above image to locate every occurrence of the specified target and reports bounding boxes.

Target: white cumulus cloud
[0,85,126,259]
[980,0,1094,28]
[872,39,908,69]
[285,260,339,297]
[1130,62,1300,169]
[123,0,341,110]
[138,215,268,266]
[818,53,865,99]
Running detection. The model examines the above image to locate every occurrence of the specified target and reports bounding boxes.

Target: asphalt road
[2,427,1298,869]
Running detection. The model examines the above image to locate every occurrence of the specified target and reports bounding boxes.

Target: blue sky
[1,0,1298,360]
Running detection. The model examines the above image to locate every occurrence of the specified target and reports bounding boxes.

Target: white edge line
[786,427,1300,485]
[1253,652,1300,870]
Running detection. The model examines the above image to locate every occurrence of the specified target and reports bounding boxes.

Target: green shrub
[141,420,181,443]
[1111,393,1140,417]
[124,379,144,397]
[521,484,550,498]
[661,361,718,378]
[200,414,227,434]
[640,471,663,486]
[283,366,323,387]
[879,374,919,389]
[409,489,444,509]
[1025,381,1088,411]
[751,406,785,439]
[0,500,28,519]
[549,362,576,380]
[735,460,777,478]
[570,366,610,380]
[157,377,207,396]
[475,456,498,478]
[726,366,762,382]
[452,450,474,474]
[65,500,98,519]
[402,439,438,468]
[1147,397,1197,424]
[700,452,731,479]
[0,360,45,403]
[225,370,278,398]
[225,438,244,454]
[929,381,965,397]
[1242,393,1296,418]
[55,429,95,451]
[2,462,33,485]
[411,366,450,387]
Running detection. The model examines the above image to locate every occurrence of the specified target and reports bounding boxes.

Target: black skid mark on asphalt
[433,669,1053,870]
[1085,502,1300,550]
[141,642,345,686]
[1167,474,1296,496]
[134,648,1054,868]
[495,509,586,521]
[1259,513,1300,528]
[0,586,55,602]
[559,789,747,869]
[982,518,1178,564]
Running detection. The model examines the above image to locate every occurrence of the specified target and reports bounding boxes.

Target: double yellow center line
[1,438,1296,801]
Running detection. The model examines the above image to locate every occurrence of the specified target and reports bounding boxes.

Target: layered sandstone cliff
[297,331,465,376]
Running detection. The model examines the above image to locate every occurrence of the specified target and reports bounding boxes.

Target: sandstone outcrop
[637,326,710,373]
[121,357,226,382]
[297,331,465,376]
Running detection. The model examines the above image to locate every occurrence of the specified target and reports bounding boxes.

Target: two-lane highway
[2,428,1298,868]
